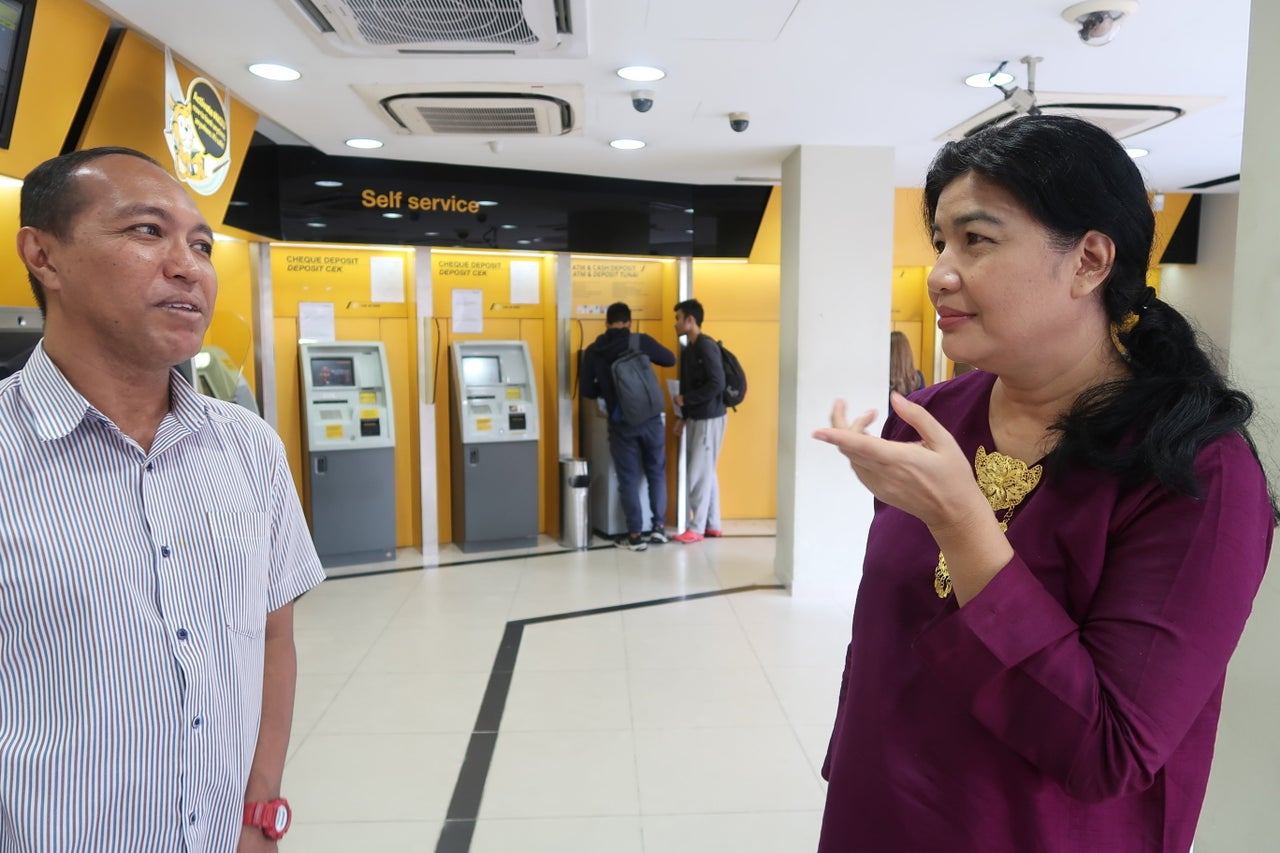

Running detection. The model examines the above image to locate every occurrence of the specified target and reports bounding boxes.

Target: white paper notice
[509,260,540,305]
[667,378,682,418]
[298,302,335,342]
[453,289,483,333]
[370,256,405,303]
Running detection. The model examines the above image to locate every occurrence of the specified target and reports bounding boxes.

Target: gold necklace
[933,446,1043,599]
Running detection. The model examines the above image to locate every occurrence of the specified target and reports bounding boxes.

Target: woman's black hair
[923,115,1277,519]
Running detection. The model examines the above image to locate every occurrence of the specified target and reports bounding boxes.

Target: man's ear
[1073,230,1115,298]
[16,226,61,292]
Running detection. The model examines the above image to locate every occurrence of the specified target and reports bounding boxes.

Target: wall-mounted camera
[631,89,654,113]
[729,112,750,133]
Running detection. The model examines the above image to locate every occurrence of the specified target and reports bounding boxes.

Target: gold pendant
[930,446,1042,599]
[934,552,951,598]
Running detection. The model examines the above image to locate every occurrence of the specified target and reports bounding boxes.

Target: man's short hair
[19,147,162,314]
[673,299,704,327]
[605,302,632,324]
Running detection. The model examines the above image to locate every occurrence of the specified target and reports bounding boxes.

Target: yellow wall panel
[748,186,782,265]
[0,0,110,181]
[0,184,31,307]
[208,238,255,392]
[894,188,935,267]
[77,30,256,232]
[691,259,780,520]
[1152,193,1193,264]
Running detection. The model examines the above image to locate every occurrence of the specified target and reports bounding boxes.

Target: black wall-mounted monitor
[0,0,35,150]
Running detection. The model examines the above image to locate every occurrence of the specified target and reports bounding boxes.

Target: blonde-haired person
[889,330,925,398]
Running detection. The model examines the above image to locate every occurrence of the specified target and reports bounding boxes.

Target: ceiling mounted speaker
[282,0,587,57]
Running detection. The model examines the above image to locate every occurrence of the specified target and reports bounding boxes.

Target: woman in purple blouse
[813,116,1277,852]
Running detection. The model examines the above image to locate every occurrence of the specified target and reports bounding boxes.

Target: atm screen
[311,357,355,387]
[462,355,501,385]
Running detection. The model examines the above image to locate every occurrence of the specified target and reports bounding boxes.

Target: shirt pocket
[207,511,270,638]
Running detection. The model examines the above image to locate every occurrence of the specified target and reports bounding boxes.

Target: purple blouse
[818,370,1274,853]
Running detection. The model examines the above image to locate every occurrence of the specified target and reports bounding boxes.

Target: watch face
[273,804,290,832]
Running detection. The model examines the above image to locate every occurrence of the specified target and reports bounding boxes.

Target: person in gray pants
[671,299,726,543]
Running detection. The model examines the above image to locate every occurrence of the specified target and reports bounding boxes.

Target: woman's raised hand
[813,392,987,531]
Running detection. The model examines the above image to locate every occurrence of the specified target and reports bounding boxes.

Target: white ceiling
[89,0,1251,192]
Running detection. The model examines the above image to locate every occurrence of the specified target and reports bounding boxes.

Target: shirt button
[160,545,171,558]
[192,716,203,730]
[176,628,189,641]
[146,462,154,472]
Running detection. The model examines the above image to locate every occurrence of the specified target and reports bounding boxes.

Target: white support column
[775,145,895,599]
[250,242,277,428]
[1195,2,1280,849]
[416,247,440,559]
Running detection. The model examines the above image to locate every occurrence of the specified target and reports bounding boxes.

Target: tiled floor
[282,523,852,852]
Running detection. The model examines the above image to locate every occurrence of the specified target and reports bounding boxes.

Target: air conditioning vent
[937,92,1223,142]
[356,83,583,136]
[281,0,587,57]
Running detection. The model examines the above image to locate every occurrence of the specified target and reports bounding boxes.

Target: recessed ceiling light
[248,63,301,82]
[610,138,646,150]
[382,212,404,219]
[314,179,343,188]
[306,221,326,228]
[424,231,440,237]
[500,224,518,230]
[1125,147,1149,158]
[617,66,665,82]
[227,200,249,207]
[683,208,695,214]
[345,138,383,150]
[476,200,499,207]
[685,229,694,234]
[964,71,1015,88]
[517,239,532,245]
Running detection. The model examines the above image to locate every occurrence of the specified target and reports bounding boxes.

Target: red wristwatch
[243,798,292,840]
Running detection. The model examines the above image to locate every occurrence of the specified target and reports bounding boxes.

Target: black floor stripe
[434,583,785,853]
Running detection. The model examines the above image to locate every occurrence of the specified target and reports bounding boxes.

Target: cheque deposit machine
[299,342,396,567]
[450,341,540,552]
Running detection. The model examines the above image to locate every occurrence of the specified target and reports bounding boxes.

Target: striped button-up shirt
[0,343,326,852]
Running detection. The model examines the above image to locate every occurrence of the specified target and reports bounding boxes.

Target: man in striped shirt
[0,148,326,851]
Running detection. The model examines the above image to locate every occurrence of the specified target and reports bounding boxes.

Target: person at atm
[580,301,676,551]
[1,147,325,851]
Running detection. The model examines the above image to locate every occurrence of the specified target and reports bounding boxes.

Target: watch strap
[243,797,291,840]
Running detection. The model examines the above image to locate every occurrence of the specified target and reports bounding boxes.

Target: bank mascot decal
[163,47,231,196]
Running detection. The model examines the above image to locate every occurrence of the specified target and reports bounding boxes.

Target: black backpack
[610,334,665,425]
[718,340,747,410]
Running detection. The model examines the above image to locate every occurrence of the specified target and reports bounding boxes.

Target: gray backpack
[610,335,664,425]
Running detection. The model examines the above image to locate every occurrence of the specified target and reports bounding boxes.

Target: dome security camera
[1061,0,1139,47]
[729,112,750,133]
[631,89,655,113]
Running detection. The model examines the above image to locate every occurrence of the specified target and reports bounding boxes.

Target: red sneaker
[672,530,704,544]
[705,529,723,537]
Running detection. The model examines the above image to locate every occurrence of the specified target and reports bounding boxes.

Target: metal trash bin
[559,457,591,549]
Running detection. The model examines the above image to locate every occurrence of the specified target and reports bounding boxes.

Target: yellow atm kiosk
[299,341,396,567]
[449,341,540,552]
